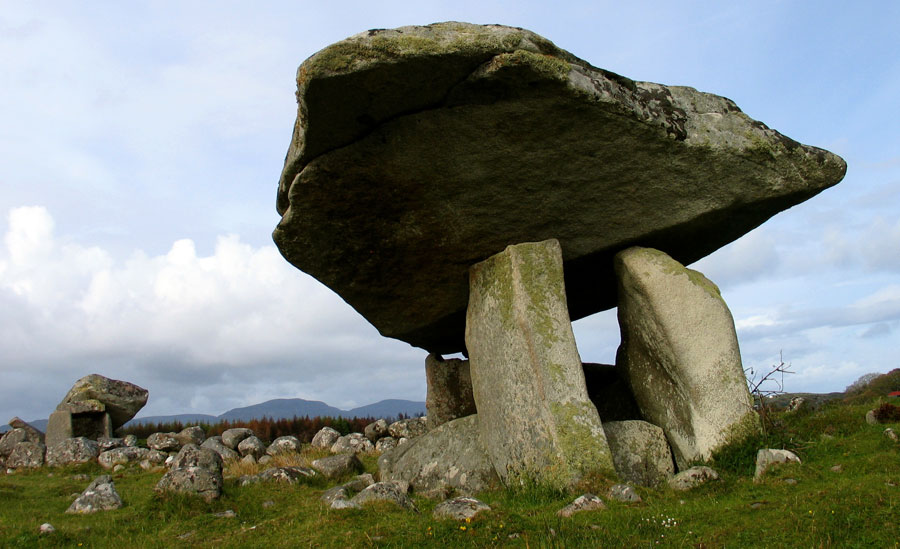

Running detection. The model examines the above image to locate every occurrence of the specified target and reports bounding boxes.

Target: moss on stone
[549,401,617,479]
[490,50,570,81]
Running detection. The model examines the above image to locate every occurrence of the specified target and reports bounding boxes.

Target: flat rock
[668,466,719,491]
[433,496,491,521]
[754,449,801,481]
[241,466,317,486]
[557,494,606,517]
[350,481,417,512]
[56,374,148,428]
[155,466,222,501]
[607,484,642,503]
[273,22,846,353]
[311,453,364,478]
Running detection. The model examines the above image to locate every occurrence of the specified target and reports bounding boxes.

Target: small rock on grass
[39,523,55,534]
[349,481,417,512]
[433,496,491,521]
[607,484,642,503]
[885,428,899,442]
[66,475,123,514]
[754,449,801,481]
[557,494,606,517]
[669,466,719,491]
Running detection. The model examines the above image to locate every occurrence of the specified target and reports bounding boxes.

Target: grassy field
[1,398,898,548]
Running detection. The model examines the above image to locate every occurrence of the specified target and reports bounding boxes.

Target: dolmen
[273,22,846,491]
[46,374,148,446]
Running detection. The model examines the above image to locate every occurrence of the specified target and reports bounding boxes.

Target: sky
[1,2,898,422]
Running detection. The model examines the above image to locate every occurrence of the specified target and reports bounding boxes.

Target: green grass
[2,399,899,547]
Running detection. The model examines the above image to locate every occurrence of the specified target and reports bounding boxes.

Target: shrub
[873,402,900,423]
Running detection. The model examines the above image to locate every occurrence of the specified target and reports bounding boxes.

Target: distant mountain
[2,398,427,433]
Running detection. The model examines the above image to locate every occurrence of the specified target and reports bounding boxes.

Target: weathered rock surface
[267,436,304,456]
[350,481,417,512]
[147,432,182,452]
[55,374,148,428]
[46,437,99,467]
[375,436,398,453]
[201,437,240,461]
[607,484,642,503]
[331,433,374,454]
[433,496,491,521]
[379,414,498,497]
[174,426,206,447]
[156,467,223,501]
[310,427,340,449]
[1,428,42,458]
[364,419,388,442]
[425,353,477,430]
[221,428,254,450]
[8,417,44,443]
[7,441,45,468]
[311,454,364,478]
[467,239,615,487]
[615,247,760,469]
[603,420,674,488]
[557,494,606,517]
[66,475,123,514]
[668,466,719,491]
[273,22,846,353]
[98,447,152,469]
[388,418,427,439]
[170,444,223,475]
[241,466,317,486]
[237,436,266,459]
[754,449,801,481]
[320,473,375,506]
[97,437,124,452]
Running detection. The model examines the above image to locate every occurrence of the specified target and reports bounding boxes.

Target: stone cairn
[272,22,846,492]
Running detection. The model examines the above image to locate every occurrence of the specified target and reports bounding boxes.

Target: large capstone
[273,22,846,354]
[614,247,760,468]
[466,239,615,487]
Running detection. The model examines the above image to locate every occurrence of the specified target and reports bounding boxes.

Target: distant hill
[2,398,426,433]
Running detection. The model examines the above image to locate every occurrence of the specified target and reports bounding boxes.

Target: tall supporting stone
[425,353,476,431]
[466,239,616,487]
[614,247,760,469]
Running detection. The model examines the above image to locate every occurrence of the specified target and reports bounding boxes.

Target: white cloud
[0,206,424,421]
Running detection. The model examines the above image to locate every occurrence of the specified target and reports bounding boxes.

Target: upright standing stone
[614,247,760,469]
[425,353,476,430]
[466,239,615,487]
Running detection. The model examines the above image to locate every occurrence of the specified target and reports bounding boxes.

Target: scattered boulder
[7,417,44,443]
[615,247,761,469]
[46,437,99,467]
[267,436,303,456]
[241,466,316,486]
[147,432,181,452]
[603,420,674,488]
[7,441,46,468]
[607,484,642,503]
[330,498,361,510]
[754,449,801,481]
[155,467,223,501]
[375,437,398,453]
[866,410,878,425]
[170,444,223,475]
[433,496,491,521]
[221,428,254,450]
[201,437,240,461]
[425,353,476,430]
[668,466,719,491]
[237,436,266,459]
[467,239,616,487]
[39,523,55,534]
[66,475,123,514]
[364,419,388,443]
[388,418,426,440]
[331,433,374,454]
[99,447,152,469]
[321,473,376,506]
[311,454,364,478]
[1,428,42,458]
[350,481,417,512]
[557,494,606,517]
[273,22,845,354]
[97,437,125,452]
[123,434,138,447]
[174,426,206,447]
[379,414,498,497]
[156,444,224,501]
[310,427,340,450]
[885,428,899,442]
[786,397,807,413]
